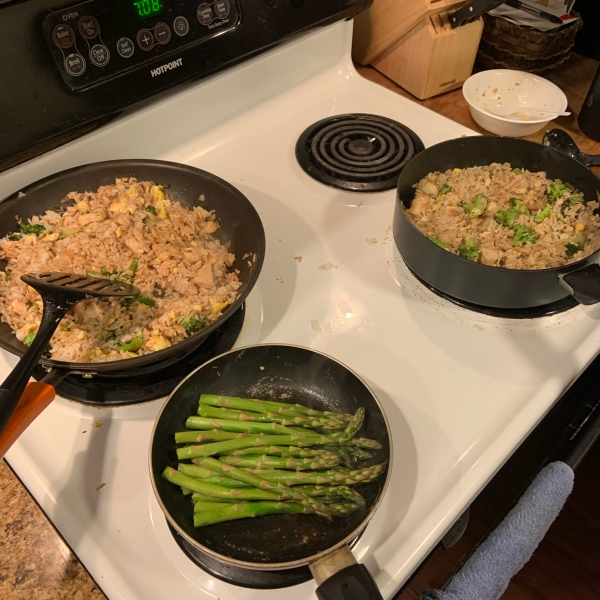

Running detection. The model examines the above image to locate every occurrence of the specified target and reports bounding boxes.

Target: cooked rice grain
[405,163,600,270]
[0,178,241,362]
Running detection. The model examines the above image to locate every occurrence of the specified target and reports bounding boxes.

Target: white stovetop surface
[2,19,600,600]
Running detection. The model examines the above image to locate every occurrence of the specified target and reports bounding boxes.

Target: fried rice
[0,178,242,362]
[405,163,600,270]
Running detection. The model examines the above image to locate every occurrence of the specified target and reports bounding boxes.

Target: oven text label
[151,58,183,77]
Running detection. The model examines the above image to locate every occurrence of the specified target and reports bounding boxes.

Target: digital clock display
[133,0,165,19]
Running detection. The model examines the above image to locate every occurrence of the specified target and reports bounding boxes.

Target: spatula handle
[0,300,70,435]
[0,382,56,458]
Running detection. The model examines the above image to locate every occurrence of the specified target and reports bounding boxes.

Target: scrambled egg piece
[146,335,172,351]
[76,200,89,212]
[89,347,104,360]
[151,186,171,219]
[575,223,585,234]
[210,299,229,314]
[109,200,136,215]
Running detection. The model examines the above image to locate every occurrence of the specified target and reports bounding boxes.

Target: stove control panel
[42,0,240,91]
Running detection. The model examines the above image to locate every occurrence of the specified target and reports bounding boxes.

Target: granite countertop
[1,52,599,600]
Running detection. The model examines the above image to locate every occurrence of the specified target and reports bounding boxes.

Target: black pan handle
[0,299,72,435]
[311,546,383,600]
[558,263,600,305]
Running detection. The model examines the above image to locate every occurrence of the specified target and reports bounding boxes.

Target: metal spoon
[487,103,570,118]
[543,129,600,167]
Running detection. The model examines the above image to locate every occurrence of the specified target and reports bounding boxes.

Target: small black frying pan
[393,136,600,309]
[150,344,392,600]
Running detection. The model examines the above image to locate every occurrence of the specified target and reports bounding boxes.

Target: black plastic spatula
[0,272,140,435]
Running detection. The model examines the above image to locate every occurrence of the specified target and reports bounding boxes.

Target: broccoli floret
[457,238,480,262]
[427,234,448,249]
[145,205,158,216]
[136,295,155,306]
[142,216,150,225]
[8,233,22,241]
[20,223,46,235]
[545,180,570,204]
[508,197,529,214]
[60,321,72,332]
[512,167,523,175]
[100,267,117,277]
[534,204,552,223]
[460,193,489,219]
[513,225,539,246]
[86,270,98,277]
[435,184,452,204]
[180,315,208,335]
[116,335,145,353]
[564,242,580,258]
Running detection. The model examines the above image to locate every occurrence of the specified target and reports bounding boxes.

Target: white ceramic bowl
[462,69,568,137]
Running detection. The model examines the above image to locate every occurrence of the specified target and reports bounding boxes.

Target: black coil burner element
[31,304,245,405]
[295,113,425,192]
[408,267,579,318]
[167,523,363,589]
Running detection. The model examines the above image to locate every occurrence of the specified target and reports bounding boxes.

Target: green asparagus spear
[193,501,313,527]
[198,404,347,430]
[196,457,333,519]
[200,394,352,423]
[177,433,334,460]
[163,467,284,501]
[178,463,250,487]
[347,437,383,450]
[236,462,388,486]
[191,492,239,503]
[185,416,320,436]
[218,454,340,470]
[175,430,253,444]
[194,501,238,512]
[219,445,340,459]
[295,485,367,507]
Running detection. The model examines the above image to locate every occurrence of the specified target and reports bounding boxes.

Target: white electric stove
[2,18,600,600]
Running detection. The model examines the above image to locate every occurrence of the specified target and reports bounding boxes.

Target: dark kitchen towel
[421,461,574,600]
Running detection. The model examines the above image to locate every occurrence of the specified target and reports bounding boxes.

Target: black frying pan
[393,137,600,309]
[0,160,264,454]
[150,344,392,600]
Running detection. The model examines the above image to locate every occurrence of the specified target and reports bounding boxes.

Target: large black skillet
[393,136,600,309]
[150,344,392,600]
[0,160,265,453]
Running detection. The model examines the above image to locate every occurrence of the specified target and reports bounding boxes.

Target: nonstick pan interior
[150,345,391,568]
[0,160,265,372]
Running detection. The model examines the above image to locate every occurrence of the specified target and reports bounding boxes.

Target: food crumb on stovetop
[259,366,265,370]
[82,431,87,434]
[364,238,377,245]
[319,262,338,271]
[198,194,205,202]
[294,256,303,262]
[92,420,102,428]
[18,192,26,198]
[96,483,106,491]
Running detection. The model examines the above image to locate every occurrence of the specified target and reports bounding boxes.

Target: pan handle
[558,263,600,305]
[0,381,56,458]
[310,546,383,600]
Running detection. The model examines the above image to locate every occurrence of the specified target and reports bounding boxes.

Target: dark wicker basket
[476,12,583,74]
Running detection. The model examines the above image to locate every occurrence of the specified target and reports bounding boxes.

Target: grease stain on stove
[92,420,102,428]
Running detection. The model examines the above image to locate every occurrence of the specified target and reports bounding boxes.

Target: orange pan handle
[0,382,56,458]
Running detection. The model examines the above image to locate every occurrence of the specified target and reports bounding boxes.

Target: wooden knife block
[367,12,483,100]
[353,0,462,65]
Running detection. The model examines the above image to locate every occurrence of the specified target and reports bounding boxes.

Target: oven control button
[117,37,135,58]
[137,29,155,51]
[214,0,230,20]
[154,22,171,45]
[197,4,214,26]
[64,53,86,76]
[90,44,110,67]
[173,16,190,36]
[78,16,100,40]
[53,25,75,49]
